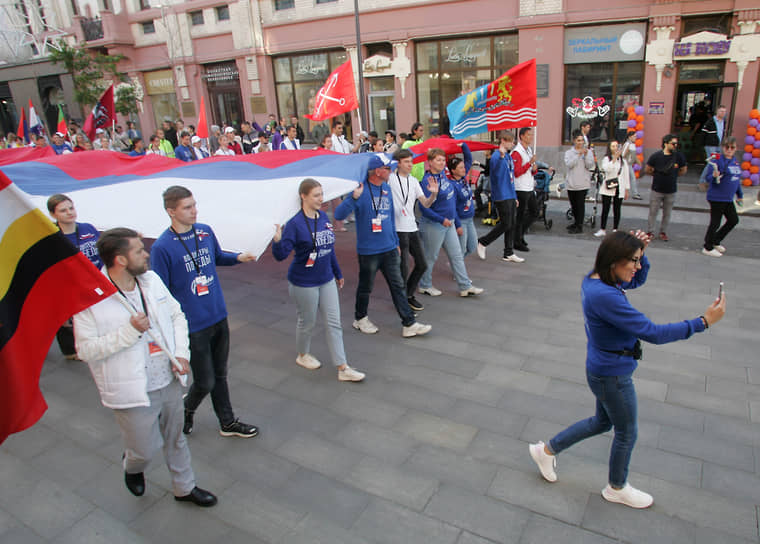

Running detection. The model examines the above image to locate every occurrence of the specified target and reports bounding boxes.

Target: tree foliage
[49,43,129,107]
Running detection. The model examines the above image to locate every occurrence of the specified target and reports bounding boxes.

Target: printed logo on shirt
[325,222,334,231]
[190,274,215,294]
[80,241,99,260]
[80,232,97,240]
[195,229,211,240]
[182,247,212,272]
[315,229,336,247]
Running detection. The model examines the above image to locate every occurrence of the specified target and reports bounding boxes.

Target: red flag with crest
[305,60,359,121]
[83,85,115,141]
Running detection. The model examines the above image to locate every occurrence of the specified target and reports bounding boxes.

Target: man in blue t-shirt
[174,132,195,162]
[335,155,432,338]
[150,186,258,439]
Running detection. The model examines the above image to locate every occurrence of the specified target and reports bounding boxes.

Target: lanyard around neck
[171,225,202,275]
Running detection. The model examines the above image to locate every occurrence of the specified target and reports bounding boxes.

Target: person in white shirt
[330,122,353,154]
[280,125,301,150]
[214,134,235,156]
[388,148,438,311]
[191,135,209,159]
[254,131,271,153]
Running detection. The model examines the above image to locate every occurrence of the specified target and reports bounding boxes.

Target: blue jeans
[548,370,637,488]
[356,249,415,327]
[458,217,478,257]
[185,318,235,427]
[418,217,472,291]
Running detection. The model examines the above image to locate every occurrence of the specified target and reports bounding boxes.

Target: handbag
[605,161,623,190]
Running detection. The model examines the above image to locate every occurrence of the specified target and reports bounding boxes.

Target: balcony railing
[80,17,104,41]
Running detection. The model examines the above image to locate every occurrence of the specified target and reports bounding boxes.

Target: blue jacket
[335,181,398,255]
[150,223,240,333]
[489,149,517,201]
[582,254,705,376]
[420,170,460,228]
[452,143,475,220]
[272,210,343,287]
[174,145,195,162]
[701,155,744,202]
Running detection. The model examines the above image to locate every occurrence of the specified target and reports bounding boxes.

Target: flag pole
[353,0,367,134]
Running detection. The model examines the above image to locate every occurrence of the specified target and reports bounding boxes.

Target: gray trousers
[647,190,675,234]
[113,379,195,496]
[288,279,347,366]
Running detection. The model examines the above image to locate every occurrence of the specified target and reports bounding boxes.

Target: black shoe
[124,471,145,496]
[407,296,424,312]
[219,418,259,438]
[567,225,582,234]
[514,244,530,252]
[183,410,194,435]
[175,486,217,507]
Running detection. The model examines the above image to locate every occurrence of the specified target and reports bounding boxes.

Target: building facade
[1,0,758,162]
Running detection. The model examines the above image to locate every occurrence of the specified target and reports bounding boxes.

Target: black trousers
[567,189,588,228]
[704,200,739,250]
[478,199,516,257]
[515,190,538,244]
[398,231,427,298]
[56,320,76,356]
[600,187,622,230]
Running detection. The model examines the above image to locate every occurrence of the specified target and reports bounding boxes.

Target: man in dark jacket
[701,105,727,158]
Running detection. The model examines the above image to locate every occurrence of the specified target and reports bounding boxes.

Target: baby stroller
[533,166,554,231]
[566,166,603,228]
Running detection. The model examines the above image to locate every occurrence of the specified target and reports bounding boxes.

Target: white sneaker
[476,243,487,260]
[418,286,442,297]
[701,248,722,258]
[459,285,484,297]
[295,353,321,370]
[601,483,653,509]
[593,229,606,238]
[503,254,525,263]
[714,244,726,253]
[338,365,365,382]
[352,317,379,334]
[529,441,557,482]
[402,322,432,338]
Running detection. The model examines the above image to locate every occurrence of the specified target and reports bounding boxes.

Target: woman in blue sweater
[449,143,476,257]
[418,147,483,298]
[700,137,744,257]
[272,179,364,382]
[529,230,725,508]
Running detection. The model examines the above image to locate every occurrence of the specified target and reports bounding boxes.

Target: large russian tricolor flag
[0,149,371,259]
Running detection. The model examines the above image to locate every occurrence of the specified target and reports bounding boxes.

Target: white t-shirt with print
[388,171,424,232]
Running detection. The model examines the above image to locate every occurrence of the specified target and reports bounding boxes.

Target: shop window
[138,0,150,10]
[677,62,723,82]
[189,10,204,25]
[564,61,643,144]
[141,20,155,34]
[275,0,294,10]
[415,34,518,139]
[681,14,732,38]
[215,5,229,21]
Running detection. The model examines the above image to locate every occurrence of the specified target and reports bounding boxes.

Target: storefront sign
[564,23,647,64]
[648,101,664,115]
[673,40,731,58]
[202,63,239,83]
[295,56,328,77]
[444,41,487,64]
[144,70,175,95]
[566,96,609,118]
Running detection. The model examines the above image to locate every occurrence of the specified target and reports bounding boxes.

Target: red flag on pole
[196,95,208,138]
[305,60,359,121]
[16,108,29,143]
[83,85,115,141]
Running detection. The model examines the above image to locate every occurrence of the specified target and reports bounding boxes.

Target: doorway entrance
[673,61,735,164]
[368,77,395,135]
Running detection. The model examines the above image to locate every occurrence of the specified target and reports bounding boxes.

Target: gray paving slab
[3,222,760,543]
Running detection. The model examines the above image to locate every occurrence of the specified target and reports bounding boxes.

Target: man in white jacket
[74,228,217,507]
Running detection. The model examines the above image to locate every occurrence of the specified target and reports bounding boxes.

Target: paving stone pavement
[2,216,760,543]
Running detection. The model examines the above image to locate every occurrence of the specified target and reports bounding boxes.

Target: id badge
[148,341,163,356]
[306,251,317,267]
[371,217,383,233]
[464,203,470,211]
[401,208,408,216]
[196,275,209,296]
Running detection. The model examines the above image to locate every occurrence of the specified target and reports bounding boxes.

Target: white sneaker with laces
[503,254,525,263]
[352,317,379,334]
[459,286,484,297]
[714,244,726,253]
[594,229,606,238]
[601,483,653,509]
[529,441,557,482]
[476,243,487,260]
[701,248,722,257]
[338,365,365,382]
[295,353,321,370]
[402,322,432,337]
[418,286,442,296]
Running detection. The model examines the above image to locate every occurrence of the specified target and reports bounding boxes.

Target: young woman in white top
[214,134,235,156]
[595,141,630,237]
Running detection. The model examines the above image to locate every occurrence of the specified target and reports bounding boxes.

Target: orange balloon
[750,109,760,119]
[635,138,643,146]
[636,153,643,160]
[627,107,636,115]
[742,161,752,170]
[636,115,644,123]
[635,123,644,131]
[746,145,755,153]
[751,166,760,174]
[752,149,760,158]
[743,179,752,186]
[748,127,758,136]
